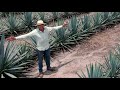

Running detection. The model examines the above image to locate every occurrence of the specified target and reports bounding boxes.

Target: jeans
[36,48,51,73]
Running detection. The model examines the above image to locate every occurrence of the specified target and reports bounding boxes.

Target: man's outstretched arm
[47,20,68,31]
[6,30,35,41]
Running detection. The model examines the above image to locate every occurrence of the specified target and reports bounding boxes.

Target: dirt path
[25,23,120,78]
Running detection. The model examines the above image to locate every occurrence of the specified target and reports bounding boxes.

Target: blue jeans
[36,48,51,73]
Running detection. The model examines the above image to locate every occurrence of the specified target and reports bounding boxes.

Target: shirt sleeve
[46,25,63,32]
[15,30,35,39]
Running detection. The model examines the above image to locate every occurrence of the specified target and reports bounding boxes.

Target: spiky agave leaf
[4,72,17,78]
[106,12,118,23]
[51,28,66,46]
[0,34,5,75]
[38,12,47,23]
[107,12,120,21]
[5,13,19,35]
[109,12,117,20]
[64,12,69,17]
[1,12,10,17]
[108,12,120,23]
[4,42,27,65]
[50,24,71,51]
[93,64,107,78]
[52,12,59,20]
[91,12,103,28]
[101,12,110,24]
[114,45,120,60]
[3,45,29,77]
[69,16,78,35]
[18,43,34,61]
[81,15,92,31]
[21,12,33,31]
[0,34,31,78]
[79,63,108,78]
[103,51,120,78]
[114,12,120,19]
[28,36,37,48]
[69,15,94,43]
[53,19,71,45]
[101,12,120,28]
[77,69,87,78]
[52,19,67,42]
[66,16,81,44]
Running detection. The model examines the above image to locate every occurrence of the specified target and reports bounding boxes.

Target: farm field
[1,12,120,78]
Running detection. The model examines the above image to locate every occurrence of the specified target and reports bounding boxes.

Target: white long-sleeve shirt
[15,25,63,51]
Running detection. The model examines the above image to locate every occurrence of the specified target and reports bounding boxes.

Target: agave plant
[101,12,110,24]
[51,12,120,52]
[50,27,71,51]
[114,45,120,60]
[77,63,109,78]
[5,13,20,35]
[0,20,4,34]
[52,12,59,20]
[64,12,69,17]
[108,12,117,20]
[91,12,103,29]
[28,36,37,49]
[103,51,120,78]
[66,16,82,44]
[1,12,10,17]
[1,12,23,17]
[18,43,34,61]
[108,12,120,22]
[113,12,120,19]
[104,12,118,24]
[67,15,93,43]
[90,12,120,32]
[99,12,120,28]
[21,12,33,31]
[50,19,72,51]
[37,12,47,23]
[81,15,92,31]
[0,34,30,78]
[68,16,78,35]
[106,12,120,22]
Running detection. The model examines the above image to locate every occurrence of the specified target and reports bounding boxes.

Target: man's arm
[6,30,35,41]
[47,20,68,31]
[15,31,34,39]
[47,25,63,31]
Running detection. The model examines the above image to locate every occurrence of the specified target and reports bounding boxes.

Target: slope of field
[26,23,120,78]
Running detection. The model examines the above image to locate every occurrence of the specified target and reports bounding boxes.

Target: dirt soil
[25,23,120,78]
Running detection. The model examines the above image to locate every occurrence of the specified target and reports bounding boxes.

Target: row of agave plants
[76,45,120,78]
[0,12,87,78]
[50,12,120,78]
[50,12,120,52]
[0,12,82,17]
[1,12,120,78]
[1,35,120,78]
[0,12,87,36]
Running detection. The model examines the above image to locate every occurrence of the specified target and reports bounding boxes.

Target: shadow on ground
[44,60,74,75]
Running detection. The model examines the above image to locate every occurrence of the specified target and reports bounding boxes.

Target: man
[6,20,68,78]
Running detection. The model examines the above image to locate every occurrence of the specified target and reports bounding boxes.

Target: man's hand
[6,36,16,41]
[63,20,68,27]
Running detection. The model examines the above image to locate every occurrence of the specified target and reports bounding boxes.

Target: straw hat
[36,20,46,26]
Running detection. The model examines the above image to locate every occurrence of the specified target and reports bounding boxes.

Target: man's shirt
[15,25,63,51]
